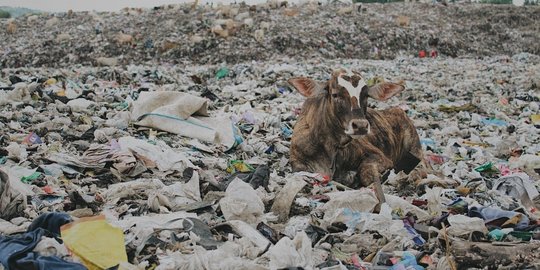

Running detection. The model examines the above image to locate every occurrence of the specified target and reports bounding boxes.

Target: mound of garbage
[1,1,540,269]
[1,2,539,68]
[1,52,539,269]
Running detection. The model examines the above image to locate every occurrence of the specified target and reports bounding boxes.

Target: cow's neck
[304,95,345,140]
[302,95,350,172]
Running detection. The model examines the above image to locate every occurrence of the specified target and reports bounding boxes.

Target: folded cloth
[27,212,72,237]
[469,206,530,230]
[0,226,86,270]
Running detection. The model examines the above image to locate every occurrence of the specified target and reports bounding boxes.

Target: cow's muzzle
[344,119,370,138]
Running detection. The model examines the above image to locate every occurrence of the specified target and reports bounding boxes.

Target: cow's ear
[367,82,404,101]
[288,77,319,97]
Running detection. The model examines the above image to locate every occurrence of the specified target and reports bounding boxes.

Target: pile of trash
[1,2,539,68]
[1,51,539,269]
[1,1,540,268]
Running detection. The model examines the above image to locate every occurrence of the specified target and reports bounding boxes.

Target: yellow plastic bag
[44,78,57,85]
[61,215,128,270]
[226,160,254,174]
[532,114,540,126]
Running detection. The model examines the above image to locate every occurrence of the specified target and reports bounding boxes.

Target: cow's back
[363,107,416,164]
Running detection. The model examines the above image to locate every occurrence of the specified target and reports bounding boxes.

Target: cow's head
[288,69,404,138]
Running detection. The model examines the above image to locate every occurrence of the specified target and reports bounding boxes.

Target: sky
[0,0,276,12]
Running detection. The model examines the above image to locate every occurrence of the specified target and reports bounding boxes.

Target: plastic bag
[220,178,264,225]
[61,215,128,270]
[446,215,488,237]
[267,232,313,270]
[321,189,379,226]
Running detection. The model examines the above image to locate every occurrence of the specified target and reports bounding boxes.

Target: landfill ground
[1,2,540,270]
[1,2,540,68]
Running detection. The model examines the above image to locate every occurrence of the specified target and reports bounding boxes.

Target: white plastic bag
[447,214,488,237]
[267,232,314,270]
[220,178,264,225]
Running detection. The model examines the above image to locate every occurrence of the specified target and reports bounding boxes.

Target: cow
[116,32,134,46]
[288,68,424,206]
[6,21,17,35]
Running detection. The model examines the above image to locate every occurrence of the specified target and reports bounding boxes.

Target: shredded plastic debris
[1,1,540,270]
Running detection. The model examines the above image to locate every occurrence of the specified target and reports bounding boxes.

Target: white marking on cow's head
[337,70,367,108]
[344,118,371,137]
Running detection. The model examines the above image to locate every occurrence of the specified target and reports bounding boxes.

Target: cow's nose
[349,119,370,135]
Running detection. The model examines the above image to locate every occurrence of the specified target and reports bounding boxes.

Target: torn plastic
[0,168,33,220]
[271,174,307,222]
[0,5,539,269]
[446,215,488,237]
[267,232,314,270]
[61,215,128,270]
[220,178,265,225]
[493,173,539,211]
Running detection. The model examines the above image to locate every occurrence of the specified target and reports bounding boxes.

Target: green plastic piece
[216,67,229,79]
[21,172,42,183]
[474,162,498,173]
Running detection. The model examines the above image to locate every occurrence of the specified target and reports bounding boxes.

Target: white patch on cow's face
[344,119,371,137]
[337,71,367,106]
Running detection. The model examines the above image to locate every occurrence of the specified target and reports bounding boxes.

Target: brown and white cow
[288,69,424,204]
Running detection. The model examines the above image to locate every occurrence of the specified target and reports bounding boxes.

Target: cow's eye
[331,93,338,98]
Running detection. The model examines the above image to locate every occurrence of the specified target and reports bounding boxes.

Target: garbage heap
[1,3,540,270]
[1,53,539,269]
[1,2,539,68]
